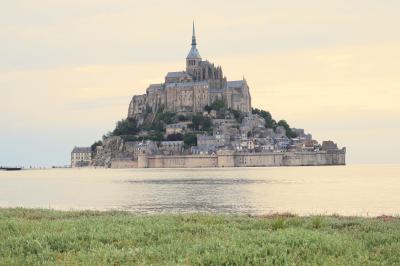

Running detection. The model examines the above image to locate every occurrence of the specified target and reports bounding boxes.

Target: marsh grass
[0,208,400,265]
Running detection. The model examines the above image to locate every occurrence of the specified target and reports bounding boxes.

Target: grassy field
[0,208,399,265]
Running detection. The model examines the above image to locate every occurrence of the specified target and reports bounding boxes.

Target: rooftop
[227,80,245,88]
[72,147,92,154]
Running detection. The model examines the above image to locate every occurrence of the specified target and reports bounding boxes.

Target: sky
[1,0,399,166]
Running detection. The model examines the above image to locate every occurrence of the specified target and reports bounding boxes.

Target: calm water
[0,164,399,216]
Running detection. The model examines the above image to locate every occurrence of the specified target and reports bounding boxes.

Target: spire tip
[191,21,197,46]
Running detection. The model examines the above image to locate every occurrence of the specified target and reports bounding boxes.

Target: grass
[0,208,400,265]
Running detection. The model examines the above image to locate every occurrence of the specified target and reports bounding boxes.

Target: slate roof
[227,80,245,88]
[165,81,208,88]
[71,147,92,154]
[166,71,186,78]
[186,46,201,59]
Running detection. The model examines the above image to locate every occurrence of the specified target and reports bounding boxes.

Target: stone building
[71,147,92,167]
[165,122,189,135]
[160,141,184,154]
[128,23,251,121]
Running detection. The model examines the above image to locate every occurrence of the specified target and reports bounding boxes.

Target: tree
[91,140,102,152]
[178,114,187,122]
[252,108,277,129]
[210,99,225,111]
[277,120,297,138]
[113,118,139,136]
[204,105,212,112]
[183,133,197,148]
[191,113,212,131]
[166,133,184,141]
[147,132,164,141]
[230,109,245,123]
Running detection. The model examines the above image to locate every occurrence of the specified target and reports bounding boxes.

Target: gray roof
[187,46,201,59]
[165,81,208,88]
[227,80,245,88]
[209,88,223,93]
[166,71,187,78]
[148,84,162,89]
[161,141,184,145]
[197,135,216,141]
[72,147,92,154]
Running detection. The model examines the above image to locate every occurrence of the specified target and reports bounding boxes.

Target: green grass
[1,208,400,265]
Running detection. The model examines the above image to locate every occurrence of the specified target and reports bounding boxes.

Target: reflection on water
[0,165,399,216]
[119,178,275,184]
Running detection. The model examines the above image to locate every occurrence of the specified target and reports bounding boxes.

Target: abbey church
[128,23,252,119]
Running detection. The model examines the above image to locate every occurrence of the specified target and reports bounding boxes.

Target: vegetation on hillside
[1,208,399,265]
[105,100,298,143]
[183,133,197,148]
[252,108,297,138]
[90,140,102,152]
[109,107,212,143]
[252,108,277,129]
[190,113,212,132]
[112,118,139,136]
[277,119,297,138]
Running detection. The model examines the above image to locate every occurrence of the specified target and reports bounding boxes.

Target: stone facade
[136,149,346,168]
[127,24,251,121]
[86,23,346,169]
[71,147,92,167]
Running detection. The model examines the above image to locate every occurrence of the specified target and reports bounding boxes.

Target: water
[0,164,399,216]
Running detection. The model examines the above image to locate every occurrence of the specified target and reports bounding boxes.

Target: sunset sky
[1,0,399,166]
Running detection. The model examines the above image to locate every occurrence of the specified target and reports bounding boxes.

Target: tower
[186,22,202,76]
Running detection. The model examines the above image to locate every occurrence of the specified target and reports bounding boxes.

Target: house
[165,123,188,135]
[71,147,92,167]
[160,141,184,154]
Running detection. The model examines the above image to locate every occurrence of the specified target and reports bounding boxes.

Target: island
[71,23,345,168]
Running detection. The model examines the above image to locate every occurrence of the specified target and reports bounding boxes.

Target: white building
[71,147,92,167]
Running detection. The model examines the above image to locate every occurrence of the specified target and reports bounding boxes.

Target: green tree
[210,99,225,111]
[90,140,102,152]
[166,133,184,141]
[113,118,139,136]
[277,120,297,138]
[191,113,212,131]
[230,109,245,123]
[252,108,277,129]
[156,112,176,124]
[204,105,212,112]
[178,114,187,122]
[183,133,197,148]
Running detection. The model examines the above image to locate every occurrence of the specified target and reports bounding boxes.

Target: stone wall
[145,154,218,168]
[111,159,138,168]
[135,150,345,168]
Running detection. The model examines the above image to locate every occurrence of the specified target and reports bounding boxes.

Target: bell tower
[186,22,202,76]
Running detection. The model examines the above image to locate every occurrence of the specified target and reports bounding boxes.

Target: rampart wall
[128,150,345,168]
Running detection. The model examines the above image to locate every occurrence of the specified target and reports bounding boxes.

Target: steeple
[191,21,197,46]
[186,21,201,60]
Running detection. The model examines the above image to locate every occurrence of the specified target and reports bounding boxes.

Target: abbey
[73,23,346,168]
[128,23,252,119]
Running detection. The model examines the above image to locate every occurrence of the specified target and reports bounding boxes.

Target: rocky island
[72,23,345,168]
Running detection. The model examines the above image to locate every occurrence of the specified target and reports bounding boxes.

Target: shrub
[113,118,139,136]
[183,133,197,148]
[166,133,184,141]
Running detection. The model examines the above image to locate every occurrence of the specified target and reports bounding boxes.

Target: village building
[71,147,92,167]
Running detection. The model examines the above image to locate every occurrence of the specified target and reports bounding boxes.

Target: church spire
[191,21,197,46]
[186,21,201,60]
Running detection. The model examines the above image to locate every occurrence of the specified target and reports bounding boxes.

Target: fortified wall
[132,149,346,168]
